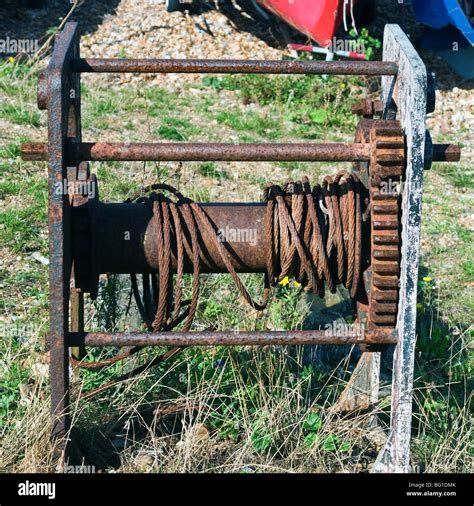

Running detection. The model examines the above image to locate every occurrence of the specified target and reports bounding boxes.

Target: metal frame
[374,23,430,473]
[340,25,430,473]
[45,22,81,455]
[22,22,458,471]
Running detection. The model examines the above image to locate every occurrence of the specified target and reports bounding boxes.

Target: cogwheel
[367,122,404,328]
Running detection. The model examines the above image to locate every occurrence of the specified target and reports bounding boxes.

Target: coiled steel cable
[74,176,364,393]
[265,171,362,298]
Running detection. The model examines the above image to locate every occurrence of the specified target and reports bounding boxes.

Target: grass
[0,61,42,127]
[433,163,474,191]
[202,74,362,137]
[198,162,229,180]
[155,117,202,141]
[0,58,472,474]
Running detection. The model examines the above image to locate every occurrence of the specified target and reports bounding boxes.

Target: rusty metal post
[46,22,80,462]
[67,29,84,367]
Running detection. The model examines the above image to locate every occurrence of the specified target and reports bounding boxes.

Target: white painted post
[374,24,428,473]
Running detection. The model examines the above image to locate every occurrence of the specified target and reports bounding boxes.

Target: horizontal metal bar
[71,58,399,76]
[68,329,397,347]
[22,141,461,164]
[21,141,371,162]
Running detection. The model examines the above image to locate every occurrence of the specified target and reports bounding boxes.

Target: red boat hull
[257,0,358,47]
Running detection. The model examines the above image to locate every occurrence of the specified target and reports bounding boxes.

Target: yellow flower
[293,280,301,288]
[8,56,15,63]
[279,276,289,286]
[422,276,433,282]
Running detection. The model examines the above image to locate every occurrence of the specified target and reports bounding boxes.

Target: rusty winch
[21,22,460,472]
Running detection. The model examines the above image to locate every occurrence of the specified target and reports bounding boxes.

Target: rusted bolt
[352,99,383,118]
[432,143,461,162]
[373,100,384,116]
[424,132,461,170]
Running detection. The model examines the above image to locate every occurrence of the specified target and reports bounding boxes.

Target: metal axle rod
[71,58,399,76]
[68,329,398,347]
[22,141,371,163]
[431,143,461,162]
[21,141,461,163]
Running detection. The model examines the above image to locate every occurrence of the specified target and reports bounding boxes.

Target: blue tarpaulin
[411,0,474,45]
[411,0,474,78]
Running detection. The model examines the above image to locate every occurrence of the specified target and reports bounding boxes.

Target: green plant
[0,102,41,127]
[46,26,59,36]
[349,28,381,60]
[251,420,273,451]
[0,394,15,428]
[434,164,474,190]
[156,125,187,141]
[303,411,322,432]
[203,74,361,135]
[198,162,229,180]
[303,411,322,448]
[302,412,351,453]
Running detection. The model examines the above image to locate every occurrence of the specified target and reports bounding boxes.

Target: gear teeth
[373,230,399,245]
[368,123,405,328]
[373,247,399,260]
[372,287,398,301]
[373,273,399,289]
[372,201,399,214]
[370,313,397,325]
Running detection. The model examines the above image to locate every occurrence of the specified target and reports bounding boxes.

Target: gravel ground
[1,0,471,160]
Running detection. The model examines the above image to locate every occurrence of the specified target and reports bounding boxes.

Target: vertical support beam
[47,22,81,460]
[375,24,427,473]
[67,23,83,364]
